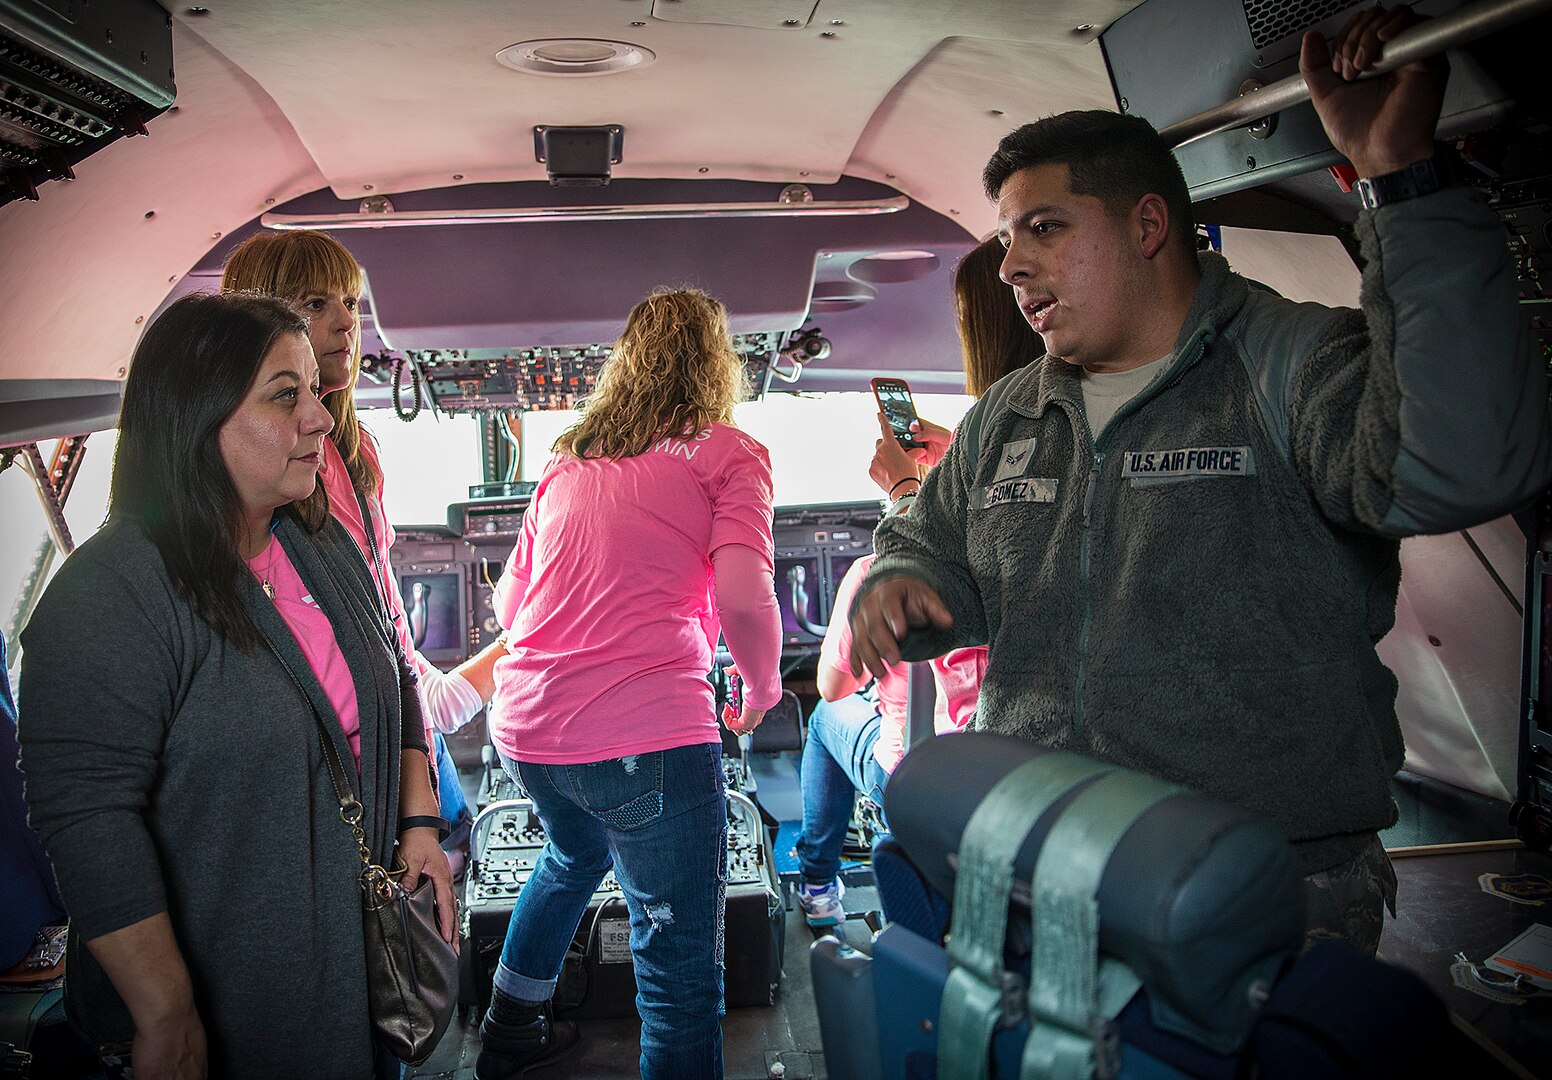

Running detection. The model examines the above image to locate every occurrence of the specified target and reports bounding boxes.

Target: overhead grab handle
[261,195,909,231]
[1158,0,1552,151]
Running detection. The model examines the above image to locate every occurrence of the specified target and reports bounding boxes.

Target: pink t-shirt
[490,423,774,764]
[320,435,444,746]
[821,554,986,773]
[320,436,406,652]
[249,537,362,771]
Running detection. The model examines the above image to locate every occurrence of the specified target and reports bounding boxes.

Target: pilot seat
[810,730,1495,1079]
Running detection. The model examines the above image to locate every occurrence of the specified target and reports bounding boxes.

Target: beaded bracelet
[889,476,920,497]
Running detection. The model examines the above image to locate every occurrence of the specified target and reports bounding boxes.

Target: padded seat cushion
[884,733,1304,1049]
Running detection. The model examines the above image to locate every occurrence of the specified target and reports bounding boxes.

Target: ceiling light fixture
[496,39,655,77]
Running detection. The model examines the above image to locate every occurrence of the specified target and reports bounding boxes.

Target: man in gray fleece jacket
[849,14,1552,951]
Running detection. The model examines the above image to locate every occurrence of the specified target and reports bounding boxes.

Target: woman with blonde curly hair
[481,287,781,1080]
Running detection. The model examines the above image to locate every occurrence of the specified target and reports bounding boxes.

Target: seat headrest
[884,732,1304,1053]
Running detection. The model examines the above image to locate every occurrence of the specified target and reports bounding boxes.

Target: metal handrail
[262,195,909,231]
[1159,0,1552,150]
[470,797,534,861]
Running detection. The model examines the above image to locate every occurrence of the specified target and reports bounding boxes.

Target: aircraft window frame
[518,391,979,507]
[1,434,117,676]
[368,412,486,526]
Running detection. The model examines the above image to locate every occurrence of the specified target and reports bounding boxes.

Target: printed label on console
[598,919,632,964]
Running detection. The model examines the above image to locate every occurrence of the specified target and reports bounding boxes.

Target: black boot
[475,991,580,1080]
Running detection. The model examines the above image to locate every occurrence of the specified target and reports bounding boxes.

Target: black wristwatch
[1354,157,1445,211]
[399,814,450,842]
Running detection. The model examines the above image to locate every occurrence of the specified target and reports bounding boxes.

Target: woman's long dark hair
[111,292,313,648]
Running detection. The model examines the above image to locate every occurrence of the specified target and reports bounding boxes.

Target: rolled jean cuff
[492,960,556,1004]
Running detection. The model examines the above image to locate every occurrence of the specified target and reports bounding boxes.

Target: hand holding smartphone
[720,665,763,735]
[871,377,923,450]
[726,668,743,715]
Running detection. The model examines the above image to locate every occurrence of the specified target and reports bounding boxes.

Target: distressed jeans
[795,692,890,886]
[494,742,727,1080]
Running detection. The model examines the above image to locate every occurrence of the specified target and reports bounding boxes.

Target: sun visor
[231,177,970,350]
[0,378,122,448]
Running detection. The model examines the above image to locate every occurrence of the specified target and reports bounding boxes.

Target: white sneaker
[798,879,845,927]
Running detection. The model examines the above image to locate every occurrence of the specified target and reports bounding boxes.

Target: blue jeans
[795,693,890,885]
[432,731,472,846]
[495,743,727,1080]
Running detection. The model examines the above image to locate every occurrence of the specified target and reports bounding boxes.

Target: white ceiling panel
[173,1,1135,198]
[846,33,1120,238]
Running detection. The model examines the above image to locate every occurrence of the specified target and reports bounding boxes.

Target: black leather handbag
[318,726,458,1066]
[262,630,458,1065]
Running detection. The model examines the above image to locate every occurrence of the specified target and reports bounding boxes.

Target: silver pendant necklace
[256,522,280,600]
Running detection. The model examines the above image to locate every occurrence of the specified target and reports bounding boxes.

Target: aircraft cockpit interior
[2,0,1552,1077]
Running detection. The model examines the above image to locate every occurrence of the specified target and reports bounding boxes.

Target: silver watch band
[1355,157,1443,211]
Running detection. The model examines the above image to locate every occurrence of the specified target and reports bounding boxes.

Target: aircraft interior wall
[3,0,1552,1075]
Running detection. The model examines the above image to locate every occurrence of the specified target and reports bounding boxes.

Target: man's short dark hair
[983,110,1196,257]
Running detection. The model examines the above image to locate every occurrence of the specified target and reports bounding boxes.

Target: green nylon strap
[937,753,1117,1080]
[1019,770,1183,1080]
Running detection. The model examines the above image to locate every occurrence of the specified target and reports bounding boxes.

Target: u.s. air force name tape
[970,477,1058,510]
[1121,445,1255,485]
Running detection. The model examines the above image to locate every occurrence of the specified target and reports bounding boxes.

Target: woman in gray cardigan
[17,293,453,1079]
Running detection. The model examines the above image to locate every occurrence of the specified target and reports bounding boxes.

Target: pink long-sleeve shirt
[823,553,985,773]
[490,423,780,764]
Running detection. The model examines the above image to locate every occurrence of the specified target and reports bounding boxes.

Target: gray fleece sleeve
[1287,185,1552,535]
[860,408,989,660]
[17,554,177,941]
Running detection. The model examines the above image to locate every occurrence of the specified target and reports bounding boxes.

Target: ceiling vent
[496,39,656,78]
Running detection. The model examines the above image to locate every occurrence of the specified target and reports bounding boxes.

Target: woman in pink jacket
[481,288,782,1080]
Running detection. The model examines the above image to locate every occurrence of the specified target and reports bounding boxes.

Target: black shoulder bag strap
[260,629,398,888]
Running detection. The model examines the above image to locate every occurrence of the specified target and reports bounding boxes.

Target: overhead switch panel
[0,0,175,208]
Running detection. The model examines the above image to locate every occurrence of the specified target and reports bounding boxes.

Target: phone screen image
[873,380,919,448]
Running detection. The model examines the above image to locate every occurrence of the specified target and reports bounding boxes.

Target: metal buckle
[360,862,401,901]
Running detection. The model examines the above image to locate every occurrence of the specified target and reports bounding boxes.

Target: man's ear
[1134,193,1171,260]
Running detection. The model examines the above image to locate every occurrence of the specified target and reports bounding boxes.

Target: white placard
[598,919,632,964]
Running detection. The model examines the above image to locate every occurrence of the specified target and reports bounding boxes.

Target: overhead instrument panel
[1494,171,1552,373]
[363,333,787,415]
[418,348,605,414]
[1100,0,1529,200]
